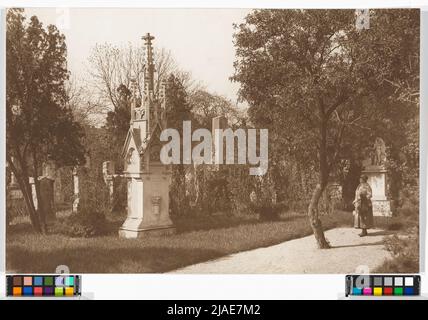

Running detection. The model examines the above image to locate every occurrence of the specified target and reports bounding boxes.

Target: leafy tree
[232,9,419,248]
[6,9,85,233]
[165,74,193,216]
[104,84,132,169]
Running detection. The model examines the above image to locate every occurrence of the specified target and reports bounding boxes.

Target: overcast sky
[24,8,251,104]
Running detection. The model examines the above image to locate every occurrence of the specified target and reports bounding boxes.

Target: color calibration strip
[6,275,81,297]
[345,275,420,297]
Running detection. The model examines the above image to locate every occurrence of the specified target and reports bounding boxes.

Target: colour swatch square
[394,287,403,295]
[65,276,74,286]
[55,287,64,296]
[65,287,74,296]
[363,288,372,295]
[13,287,22,296]
[23,277,32,286]
[55,276,64,286]
[34,287,43,296]
[352,288,362,295]
[23,287,33,295]
[44,287,54,295]
[13,277,22,286]
[404,287,414,295]
[373,287,382,296]
[394,277,403,286]
[384,277,393,286]
[34,277,43,286]
[405,277,414,286]
[373,277,382,286]
[44,276,54,286]
[384,287,393,295]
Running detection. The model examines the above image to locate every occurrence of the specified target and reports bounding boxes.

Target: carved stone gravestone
[39,159,57,223]
[119,33,174,238]
[361,137,392,217]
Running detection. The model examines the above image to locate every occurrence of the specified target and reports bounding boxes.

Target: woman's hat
[360,174,368,182]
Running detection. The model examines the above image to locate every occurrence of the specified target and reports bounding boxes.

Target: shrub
[252,203,283,221]
[111,176,127,214]
[377,226,419,273]
[396,204,418,218]
[53,205,108,238]
[396,186,419,218]
[248,188,284,221]
[6,190,28,223]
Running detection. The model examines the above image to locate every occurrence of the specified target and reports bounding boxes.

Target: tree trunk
[308,184,330,248]
[14,170,42,232]
[7,155,42,233]
[307,116,331,249]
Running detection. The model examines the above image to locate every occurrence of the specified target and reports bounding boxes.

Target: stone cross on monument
[142,33,155,92]
[119,33,174,238]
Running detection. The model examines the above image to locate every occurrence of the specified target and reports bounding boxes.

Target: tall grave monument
[119,33,174,238]
[362,137,392,217]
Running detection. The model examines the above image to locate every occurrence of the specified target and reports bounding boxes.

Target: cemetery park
[6,9,420,274]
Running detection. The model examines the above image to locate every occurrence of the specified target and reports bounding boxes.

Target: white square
[394,277,403,286]
[405,277,414,286]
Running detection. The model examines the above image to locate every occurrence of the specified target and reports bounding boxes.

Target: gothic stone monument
[362,137,392,217]
[119,33,174,238]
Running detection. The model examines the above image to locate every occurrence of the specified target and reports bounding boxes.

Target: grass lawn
[7,210,391,273]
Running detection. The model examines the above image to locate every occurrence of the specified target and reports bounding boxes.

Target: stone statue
[130,79,143,120]
[373,137,386,166]
[130,80,141,106]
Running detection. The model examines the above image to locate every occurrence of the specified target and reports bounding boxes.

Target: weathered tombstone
[6,159,25,225]
[54,170,64,204]
[39,160,57,222]
[72,167,79,213]
[29,177,38,210]
[119,33,174,238]
[361,137,392,217]
[9,161,18,187]
[7,158,23,199]
[324,183,342,215]
[102,161,115,207]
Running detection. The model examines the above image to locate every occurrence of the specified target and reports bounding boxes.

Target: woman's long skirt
[354,198,374,229]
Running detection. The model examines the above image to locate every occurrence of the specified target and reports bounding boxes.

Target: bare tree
[87,42,196,114]
[65,76,108,126]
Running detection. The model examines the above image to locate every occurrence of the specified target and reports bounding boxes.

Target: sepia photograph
[5,8,420,274]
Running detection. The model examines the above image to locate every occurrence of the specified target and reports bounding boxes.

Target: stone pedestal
[362,165,392,217]
[119,165,174,239]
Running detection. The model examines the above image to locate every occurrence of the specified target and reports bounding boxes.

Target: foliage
[53,205,108,238]
[166,74,193,216]
[376,227,419,273]
[104,84,131,169]
[375,185,419,273]
[6,9,86,233]
[78,126,113,213]
[231,9,420,247]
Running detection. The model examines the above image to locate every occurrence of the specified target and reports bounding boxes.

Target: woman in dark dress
[353,175,374,237]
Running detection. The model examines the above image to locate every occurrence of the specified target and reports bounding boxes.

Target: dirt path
[171,227,393,274]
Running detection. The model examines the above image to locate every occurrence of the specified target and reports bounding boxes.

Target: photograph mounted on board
[5,8,420,274]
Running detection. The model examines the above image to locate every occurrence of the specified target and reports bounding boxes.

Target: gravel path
[171,227,393,274]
